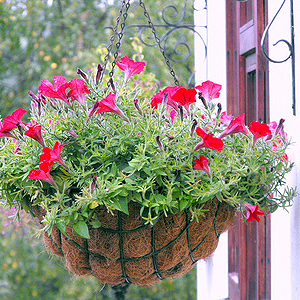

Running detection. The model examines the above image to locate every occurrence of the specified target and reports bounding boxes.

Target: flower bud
[155,135,163,151]
[198,92,208,109]
[109,78,116,92]
[275,118,285,136]
[90,175,97,194]
[88,100,100,118]
[134,99,143,116]
[95,64,103,85]
[179,105,184,122]
[77,68,88,81]
[190,119,198,137]
[217,103,222,116]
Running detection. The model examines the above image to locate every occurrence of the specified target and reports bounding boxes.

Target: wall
[268,0,300,299]
[195,1,228,299]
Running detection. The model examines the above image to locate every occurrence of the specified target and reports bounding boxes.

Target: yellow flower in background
[39,50,45,56]
[44,55,51,61]
[51,62,58,69]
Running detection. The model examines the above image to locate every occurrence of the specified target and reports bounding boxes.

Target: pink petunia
[28,160,55,186]
[194,155,210,176]
[68,78,90,105]
[245,203,265,222]
[95,93,128,120]
[38,75,70,105]
[219,113,249,139]
[40,141,67,168]
[193,127,223,152]
[196,80,222,101]
[116,56,146,81]
[0,121,15,138]
[219,112,233,126]
[24,120,45,147]
[3,108,27,130]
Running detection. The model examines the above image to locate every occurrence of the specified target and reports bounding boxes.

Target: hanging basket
[33,200,235,286]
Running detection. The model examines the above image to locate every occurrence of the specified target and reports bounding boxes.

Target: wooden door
[226,1,270,299]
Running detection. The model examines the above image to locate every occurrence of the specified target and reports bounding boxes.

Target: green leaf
[112,197,129,215]
[179,199,188,211]
[73,221,90,239]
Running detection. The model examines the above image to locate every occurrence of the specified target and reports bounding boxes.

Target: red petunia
[116,56,146,81]
[245,203,265,222]
[249,122,271,146]
[193,127,223,152]
[3,108,27,130]
[194,155,210,176]
[95,93,127,120]
[40,141,67,168]
[38,75,70,105]
[28,160,55,186]
[171,88,197,112]
[0,121,15,138]
[24,120,45,147]
[196,80,222,101]
[150,86,182,111]
[219,113,249,139]
[68,78,90,105]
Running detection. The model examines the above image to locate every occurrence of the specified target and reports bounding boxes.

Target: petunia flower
[24,120,46,147]
[95,93,128,120]
[115,56,146,81]
[219,113,249,139]
[249,122,271,147]
[88,100,100,118]
[3,108,27,130]
[171,88,197,112]
[0,121,15,138]
[68,78,90,105]
[193,127,223,152]
[40,141,67,168]
[219,111,233,126]
[245,203,265,222]
[196,80,222,101]
[38,75,70,105]
[150,86,182,111]
[194,155,210,176]
[28,160,55,186]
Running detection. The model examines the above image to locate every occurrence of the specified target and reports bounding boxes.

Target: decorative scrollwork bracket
[261,0,296,115]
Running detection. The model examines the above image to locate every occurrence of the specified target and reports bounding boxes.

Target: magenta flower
[249,122,271,147]
[193,127,223,152]
[28,160,55,186]
[68,78,90,105]
[219,113,249,139]
[38,75,70,105]
[40,141,67,168]
[194,155,210,176]
[171,88,197,112]
[88,100,100,118]
[0,121,15,138]
[115,56,146,81]
[219,112,233,126]
[24,121,45,147]
[245,203,265,222]
[196,80,222,101]
[96,93,128,120]
[150,86,182,111]
[3,108,27,130]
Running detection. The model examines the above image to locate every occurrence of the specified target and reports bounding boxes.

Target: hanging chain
[101,0,179,86]
[139,0,180,86]
[108,0,131,78]
[100,0,127,83]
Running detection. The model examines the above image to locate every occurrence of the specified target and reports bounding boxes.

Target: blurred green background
[0,0,197,298]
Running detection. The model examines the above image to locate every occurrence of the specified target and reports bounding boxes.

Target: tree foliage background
[0,0,197,298]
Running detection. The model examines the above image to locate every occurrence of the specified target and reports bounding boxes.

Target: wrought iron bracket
[261,0,296,115]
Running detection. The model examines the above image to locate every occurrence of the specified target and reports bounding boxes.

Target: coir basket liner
[33,200,235,286]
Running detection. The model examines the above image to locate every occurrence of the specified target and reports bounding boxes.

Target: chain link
[100,0,126,83]
[139,0,180,86]
[108,1,131,78]
[101,0,180,86]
